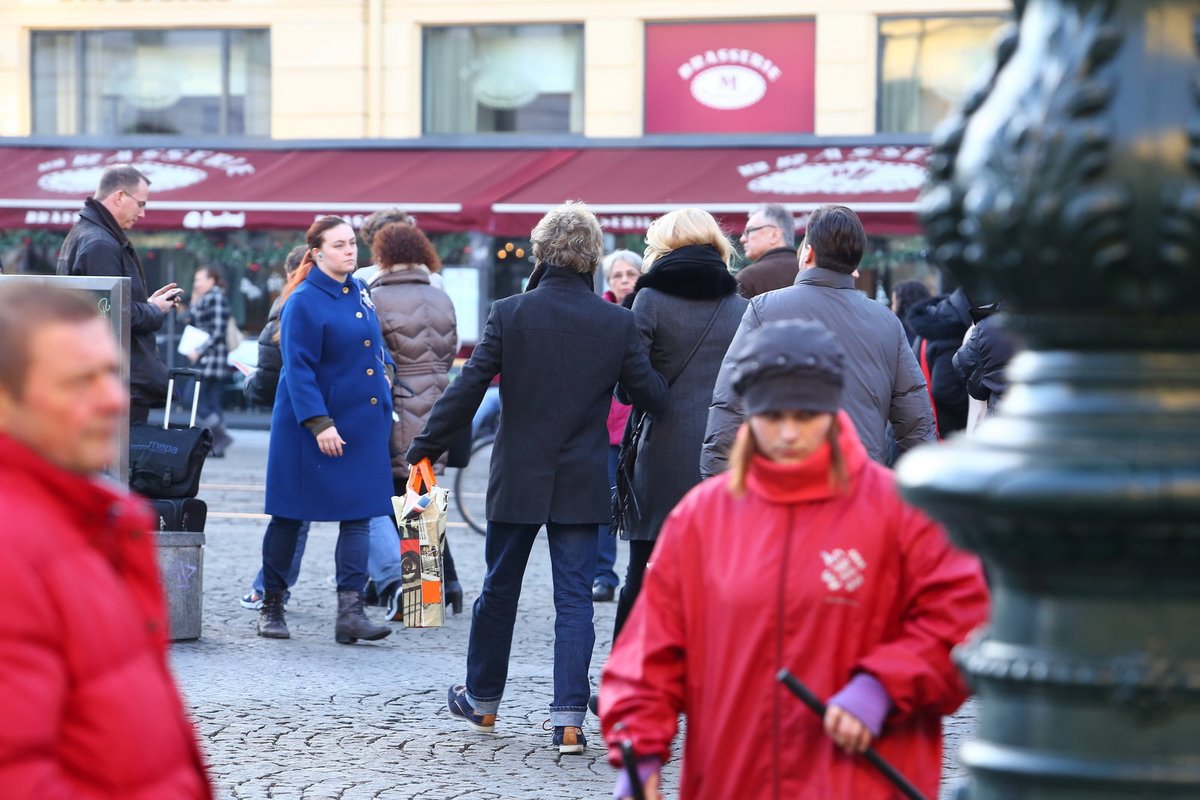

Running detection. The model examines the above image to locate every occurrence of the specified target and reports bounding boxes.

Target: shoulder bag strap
[665,295,729,388]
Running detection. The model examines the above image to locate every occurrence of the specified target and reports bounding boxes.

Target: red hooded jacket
[0,434,211,799]
[601,413,988,799]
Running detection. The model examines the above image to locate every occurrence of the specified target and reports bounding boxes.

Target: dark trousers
[263,515,370,593]
[613,539,657,642]
[464,520,596,727]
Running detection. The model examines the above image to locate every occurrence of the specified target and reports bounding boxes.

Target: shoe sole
[558,743,585,754]
[336,629,392,644]
[258,630,290,639]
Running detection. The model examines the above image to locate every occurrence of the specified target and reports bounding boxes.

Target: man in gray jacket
[700,204,934,475]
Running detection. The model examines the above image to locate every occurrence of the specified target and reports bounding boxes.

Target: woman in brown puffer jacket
[369,222,463,613]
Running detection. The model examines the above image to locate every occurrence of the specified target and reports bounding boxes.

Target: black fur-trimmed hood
[632,244,738,301]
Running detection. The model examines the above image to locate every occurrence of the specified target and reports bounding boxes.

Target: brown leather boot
[334,590,391,644]
[257,591,289,639]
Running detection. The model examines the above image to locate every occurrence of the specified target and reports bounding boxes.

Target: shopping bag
[391,459,450,628]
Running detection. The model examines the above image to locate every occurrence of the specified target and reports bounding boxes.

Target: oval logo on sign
[690,66,767,111]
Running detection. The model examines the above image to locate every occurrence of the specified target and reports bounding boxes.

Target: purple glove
[613,755,662,799]
[827,673,892,737]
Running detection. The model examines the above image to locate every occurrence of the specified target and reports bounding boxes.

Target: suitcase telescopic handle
[164,368,204,430]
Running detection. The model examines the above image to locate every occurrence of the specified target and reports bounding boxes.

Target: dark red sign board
[644,20,816,134]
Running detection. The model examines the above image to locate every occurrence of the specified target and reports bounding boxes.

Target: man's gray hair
[361,207,415,249]
[96,164,150,201]
[750,203,796,248]
[602,249,644,279]
[530,201,604,274]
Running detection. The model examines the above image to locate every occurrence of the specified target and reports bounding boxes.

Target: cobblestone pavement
[171,429,976,799]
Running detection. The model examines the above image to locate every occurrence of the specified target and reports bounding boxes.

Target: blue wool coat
[265,268,395,521]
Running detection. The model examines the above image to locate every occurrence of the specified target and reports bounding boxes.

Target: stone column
[897,0,1200,796]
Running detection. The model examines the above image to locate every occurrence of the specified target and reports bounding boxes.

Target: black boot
[257,590,289,639]
[204,413,234,457]
[335,590,391,644]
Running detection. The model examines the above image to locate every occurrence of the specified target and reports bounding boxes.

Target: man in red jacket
[0,282,211,799]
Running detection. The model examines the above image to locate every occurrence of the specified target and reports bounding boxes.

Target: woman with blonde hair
[609,208,747,639]
[601,319,989,800]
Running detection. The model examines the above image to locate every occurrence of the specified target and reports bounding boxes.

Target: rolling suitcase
[149,497,208,532]
[129,368,213,499]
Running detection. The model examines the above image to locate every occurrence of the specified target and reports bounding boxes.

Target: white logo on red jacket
[820,548,866,592]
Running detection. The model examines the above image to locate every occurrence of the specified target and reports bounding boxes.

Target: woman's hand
[186,350,201,363]
[824,704,873,755]
[316,426,347,457]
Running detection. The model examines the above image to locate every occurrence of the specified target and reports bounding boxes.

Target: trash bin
[156,531,205,641]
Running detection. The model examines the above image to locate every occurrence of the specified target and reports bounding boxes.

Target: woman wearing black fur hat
[611,208,747,640]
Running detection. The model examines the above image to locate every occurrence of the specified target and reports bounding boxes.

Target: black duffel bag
[130,368,213,499]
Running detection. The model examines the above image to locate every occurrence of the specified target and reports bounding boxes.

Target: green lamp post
[897,0,1200,796]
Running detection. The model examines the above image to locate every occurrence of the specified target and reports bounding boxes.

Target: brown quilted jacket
[370,267,458,479]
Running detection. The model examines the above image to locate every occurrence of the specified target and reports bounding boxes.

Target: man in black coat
[406,202,667,755]
[57,164,180,424]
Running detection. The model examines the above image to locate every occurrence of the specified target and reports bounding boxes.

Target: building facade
[0,0,1009,355]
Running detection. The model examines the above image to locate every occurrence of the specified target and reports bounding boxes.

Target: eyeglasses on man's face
[122,190,148,209]
[741,224,778,238]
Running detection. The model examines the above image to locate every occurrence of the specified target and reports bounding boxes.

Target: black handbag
[130,369,214,499]
[611,297,728,536]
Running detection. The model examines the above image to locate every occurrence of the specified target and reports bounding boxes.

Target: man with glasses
[58,164,181,424]
[735,203,800,298]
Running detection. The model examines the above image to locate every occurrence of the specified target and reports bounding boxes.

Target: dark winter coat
[906,288,973,437]
[265,269,395,521]
[370,267,458,480]
[243,297,283,408]
[735,246,800,298]
[180,287,230,381]
[406,265,668,525]
[953,313,1017,411]
[57,198,169,409]
[621,245,746,541]
[702,267,935,473]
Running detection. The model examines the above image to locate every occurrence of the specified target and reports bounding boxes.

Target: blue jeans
[263,516,371,593]
[465,521,596,728]
[367,514,404,590]
[594,445,620,588]
[252,522,309,593]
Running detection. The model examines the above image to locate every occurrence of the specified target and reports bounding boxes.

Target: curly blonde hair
[530,201,604,274]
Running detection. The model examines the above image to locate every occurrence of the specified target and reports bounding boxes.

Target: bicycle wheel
[453,436,492,536]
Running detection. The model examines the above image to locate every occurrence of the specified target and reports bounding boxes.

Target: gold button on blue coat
[363,339,371,347]
[366,368,375,376]
[370,397,378,405]
[342,286,350,294]
[356,312,363,318]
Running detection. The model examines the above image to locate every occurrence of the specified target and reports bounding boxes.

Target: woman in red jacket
[600,319,989,800]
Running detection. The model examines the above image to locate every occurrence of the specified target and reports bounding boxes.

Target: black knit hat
[730,320,846,415]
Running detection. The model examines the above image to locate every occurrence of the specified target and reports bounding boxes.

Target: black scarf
[525,262,594,292]
[631,244,738,301]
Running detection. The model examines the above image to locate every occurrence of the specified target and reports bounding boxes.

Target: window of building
[32,29,270,137]
[877,15,1007,133]
[423,25,584,135]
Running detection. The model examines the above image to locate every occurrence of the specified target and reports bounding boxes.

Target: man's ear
[798,241,816,268]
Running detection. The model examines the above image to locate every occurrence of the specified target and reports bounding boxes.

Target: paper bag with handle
[391,458,450,628]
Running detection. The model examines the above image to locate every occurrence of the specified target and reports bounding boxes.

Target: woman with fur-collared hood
[610,208,747,639]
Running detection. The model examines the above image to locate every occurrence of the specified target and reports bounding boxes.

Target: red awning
[0,144,928,236]
[488,145,929,236]
[0,146,574,233]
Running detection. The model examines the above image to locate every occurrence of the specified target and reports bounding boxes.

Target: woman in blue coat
[257,216,394,645]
